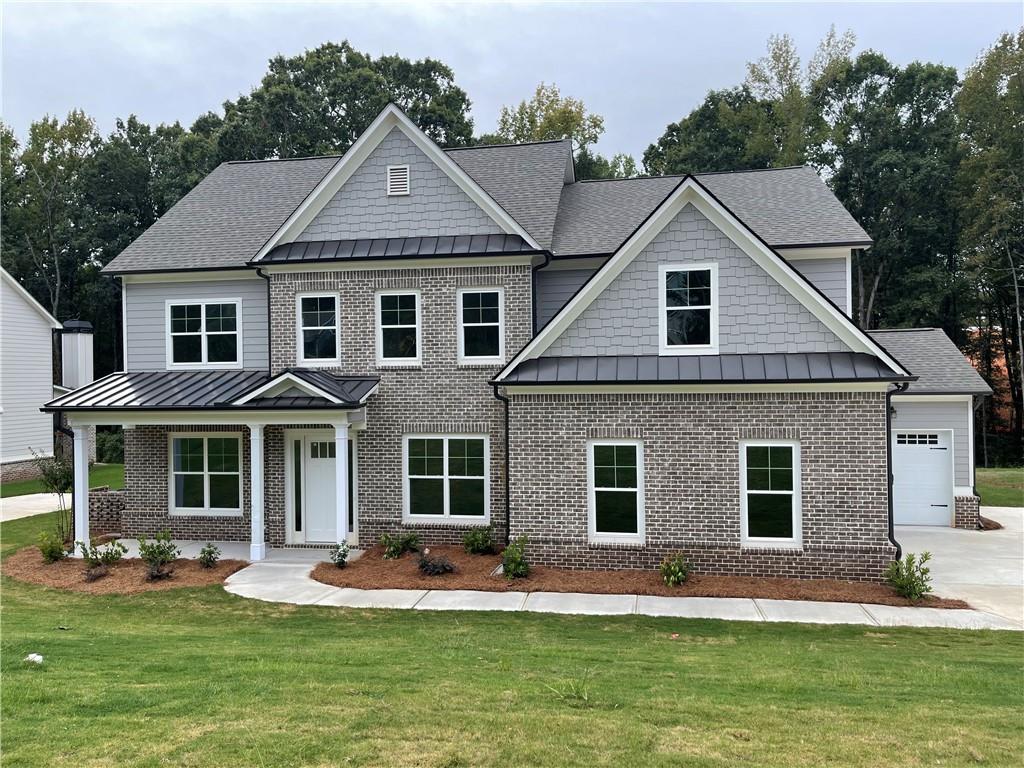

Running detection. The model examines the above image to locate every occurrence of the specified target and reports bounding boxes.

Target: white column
[249,424,266,561]
[72,425,90,557]
[334,423,350,544]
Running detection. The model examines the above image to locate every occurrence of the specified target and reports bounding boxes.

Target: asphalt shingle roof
[869,328,992,395]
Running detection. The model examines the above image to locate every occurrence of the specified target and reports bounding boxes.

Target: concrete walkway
[0,493,63,522]
[224,560,1020,630]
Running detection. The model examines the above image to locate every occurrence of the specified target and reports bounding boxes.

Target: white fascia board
[891,394,975,402]
[1,267,61,328]
[65,407,364,428]
[252,105,541,261]
[232,371,342,405]
[501,382,892,396]
[120,270,261,284]
[496,177,909,381]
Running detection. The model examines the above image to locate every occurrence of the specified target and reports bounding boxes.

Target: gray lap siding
[507,390,895,580]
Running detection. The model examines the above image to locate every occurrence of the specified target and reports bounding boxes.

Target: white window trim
[658,263,718,356]
[386,164,410,196]
[586,439,645,545]
[402,434,490,525]
[457,287,504,365]
[295,292,341,367]
[739,439,802,547]
[376,289,422,367]
[165,298,243,370]
[167,432,243,517]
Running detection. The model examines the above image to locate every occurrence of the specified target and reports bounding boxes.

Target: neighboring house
[1,268,95,481]
[44,104,991,579]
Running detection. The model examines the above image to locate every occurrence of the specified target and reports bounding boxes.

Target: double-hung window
[170,434,242,515]
[167,300,241,367]
[740,441,801,545]
[297,293,340,365]
[404,436,488,522]
[458,288,503,363]
[377,290,420,365]
[587,440,645,544]
[659,264,717,354]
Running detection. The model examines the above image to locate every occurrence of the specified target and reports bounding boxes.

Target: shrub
[329,542,350,568]
[84,565,110,583]
[37,529,68,563]
[502,536,529,580]
[96,428,124,463]
[659,552,690,587]
[885,551,933,601]
[138,530,180,581]
[417,548,456,576]
[198,543,221,569]
[381,532,420,559]
[78,538,128,569]
[462,525,496,555]
[31,449,73,542]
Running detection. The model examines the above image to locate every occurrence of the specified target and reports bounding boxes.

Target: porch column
[334,423,350,544]
[248,423,266,561]
[72,425,90,557]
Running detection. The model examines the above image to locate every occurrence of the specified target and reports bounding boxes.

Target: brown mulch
[2,546,247,595]
[311,545,969,609]
[980,516,1004,531]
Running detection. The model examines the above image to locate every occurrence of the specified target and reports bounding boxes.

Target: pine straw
[312,545,969,609]
[2,546,247,595]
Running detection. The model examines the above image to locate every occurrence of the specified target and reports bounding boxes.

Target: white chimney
[61,320,94,390]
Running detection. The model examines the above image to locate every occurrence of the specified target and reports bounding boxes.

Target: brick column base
[89,488,125,538]
[954,495,981,529]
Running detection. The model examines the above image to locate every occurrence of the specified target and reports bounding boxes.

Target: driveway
[897,506,1023,626]
[0,493,62,522]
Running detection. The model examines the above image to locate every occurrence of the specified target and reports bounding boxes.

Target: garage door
[892,431,954,526]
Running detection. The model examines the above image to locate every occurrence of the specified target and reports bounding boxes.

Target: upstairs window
[387,164,410,196]
[458,288,503,363]
[659,264,718,354]
[297,294,340,365]
[740,441,801,545]
[167,301,240,367]
[376,290,420,365]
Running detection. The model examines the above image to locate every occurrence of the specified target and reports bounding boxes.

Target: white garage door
[892,431,954,526]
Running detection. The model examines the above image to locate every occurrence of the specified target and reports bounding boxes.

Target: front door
[288,431,357,544]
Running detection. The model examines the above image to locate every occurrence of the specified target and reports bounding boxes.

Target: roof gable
[1,268,60,328]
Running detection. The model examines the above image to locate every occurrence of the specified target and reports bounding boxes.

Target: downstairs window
[170,434,242,515]
[404,436,488,521]
[741,441,801,544]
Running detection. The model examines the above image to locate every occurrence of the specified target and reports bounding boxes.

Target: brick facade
[507,390,897,581]
[88,487,125,537]
[954,494,981,529]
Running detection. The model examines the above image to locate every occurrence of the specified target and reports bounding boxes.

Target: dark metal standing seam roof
[497,352,912,385]
[257,233,538,264]
[43,370,379,411]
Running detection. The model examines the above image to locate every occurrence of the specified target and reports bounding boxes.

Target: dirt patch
[311,545,969,609]
[1,546,247,595]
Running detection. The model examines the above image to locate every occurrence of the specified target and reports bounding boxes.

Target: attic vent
[387,165,410,196]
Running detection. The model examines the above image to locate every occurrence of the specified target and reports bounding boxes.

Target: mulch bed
[312,545,969,609]
[2,546,247,595]
[980,516,1004,531]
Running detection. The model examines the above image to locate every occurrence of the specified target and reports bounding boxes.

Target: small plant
[659,552,690,587]
[417,547,456,576]
[78,538,128,568]
[502,536,529,580]
[543,668,595,709]
[37,529,69,563]
[31,449,73,542]
[138,530,180,581]
[84,564,110,582]
[381,532,420,559]
[885,551,933,601]
[329,541,350,569]
[198,543,221,569]
[462,525,496,555]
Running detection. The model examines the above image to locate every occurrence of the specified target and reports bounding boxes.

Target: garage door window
[896,433,939,445]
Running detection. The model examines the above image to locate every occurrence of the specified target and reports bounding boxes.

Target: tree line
[2,31,1020,458]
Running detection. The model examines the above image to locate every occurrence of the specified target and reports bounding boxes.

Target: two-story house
[45,104,990,580]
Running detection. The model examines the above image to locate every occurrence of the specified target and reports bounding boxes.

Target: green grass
[976,467,1023,507]
[0,463,124,498]
[2,514,1022,767]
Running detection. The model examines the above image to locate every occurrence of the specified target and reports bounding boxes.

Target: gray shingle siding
[534,267,597,329]
[296,127,503,242]
[124,278,268,371]
[790,257,848,313]
[544,205,849,357]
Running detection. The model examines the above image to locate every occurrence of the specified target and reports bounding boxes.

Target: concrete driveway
[897,506,1023,626]
[0,493,63,522]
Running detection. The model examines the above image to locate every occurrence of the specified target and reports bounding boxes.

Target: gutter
[491,383,512,547]
[885,381,910,559]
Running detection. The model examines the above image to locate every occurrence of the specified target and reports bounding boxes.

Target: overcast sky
[2,1,1020,161]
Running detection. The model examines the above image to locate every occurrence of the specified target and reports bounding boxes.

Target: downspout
[885,382,909,559]
[256,267,271,371]
[492,383,512,547]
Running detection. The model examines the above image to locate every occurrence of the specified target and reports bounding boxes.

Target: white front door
[892,430,954,526]
[304,434,337,542]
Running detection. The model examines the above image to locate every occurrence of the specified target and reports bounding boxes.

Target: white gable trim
[496,177,909,381]
[232,372,342,405]
[1,267,61,329]
[253,105,540,260]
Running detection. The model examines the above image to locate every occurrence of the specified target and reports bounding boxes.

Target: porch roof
[43,369,379,412]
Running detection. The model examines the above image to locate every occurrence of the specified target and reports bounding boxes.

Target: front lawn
[2,513,1022,767]
[0,462,124,498]
[976,466,1023,507]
